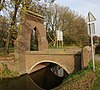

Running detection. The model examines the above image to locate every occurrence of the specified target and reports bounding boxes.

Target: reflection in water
[0,66,67,90]
[30,66,64,90]
[0,74,42,90]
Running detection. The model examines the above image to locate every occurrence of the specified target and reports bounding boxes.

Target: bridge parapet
[81,46,92,68]
[25,49,81,75]
[25,49,81,55]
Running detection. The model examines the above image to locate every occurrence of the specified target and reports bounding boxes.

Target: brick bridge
[21,46,91,75]
[0,46,92,75]
[0,10,92,75]
[25,49,81,74]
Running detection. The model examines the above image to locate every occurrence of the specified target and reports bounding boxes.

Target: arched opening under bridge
[28,61,69,90]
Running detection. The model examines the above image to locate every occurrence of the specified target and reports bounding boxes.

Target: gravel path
[95,55,100,61]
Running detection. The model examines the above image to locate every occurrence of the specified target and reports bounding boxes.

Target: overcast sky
[55,0,100,36]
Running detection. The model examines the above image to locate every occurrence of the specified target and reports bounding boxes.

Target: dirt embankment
[55,71,96,90]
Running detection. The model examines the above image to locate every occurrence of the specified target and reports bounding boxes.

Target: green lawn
[90,61,100,90]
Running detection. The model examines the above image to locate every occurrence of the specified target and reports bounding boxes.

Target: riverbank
[54,60,100,90]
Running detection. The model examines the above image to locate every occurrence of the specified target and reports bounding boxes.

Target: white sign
[88,23,95,35]
[91,23,95,34]
[88,12,96,22]
[87,12,96,71]
[56,30,63,41]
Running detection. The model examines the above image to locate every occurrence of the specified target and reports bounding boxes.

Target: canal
[0,63,68,90]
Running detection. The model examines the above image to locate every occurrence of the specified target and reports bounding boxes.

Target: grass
[0,48,15,58]
[90,61,100,90]
[0,52,9,57]
[96,54,100,56]
[0,47,14,55]
[0,63,18,78]
[55,62,91,90]
[64,60,93,82]
[55,60,100,90]
[49,45,81,51]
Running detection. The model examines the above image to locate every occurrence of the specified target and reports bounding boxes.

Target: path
[95,55,100,61]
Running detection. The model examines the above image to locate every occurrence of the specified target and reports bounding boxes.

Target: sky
[0,0,100,36]
[55,0,100,36]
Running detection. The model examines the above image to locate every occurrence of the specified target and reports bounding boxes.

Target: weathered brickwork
[0,11,92,75]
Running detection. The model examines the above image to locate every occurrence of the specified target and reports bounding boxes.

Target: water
[0,66,65,90]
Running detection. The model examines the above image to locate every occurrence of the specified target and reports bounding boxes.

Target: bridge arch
[28,60,70,74]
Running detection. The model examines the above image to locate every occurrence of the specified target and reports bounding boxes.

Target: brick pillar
[81,46,92,68]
